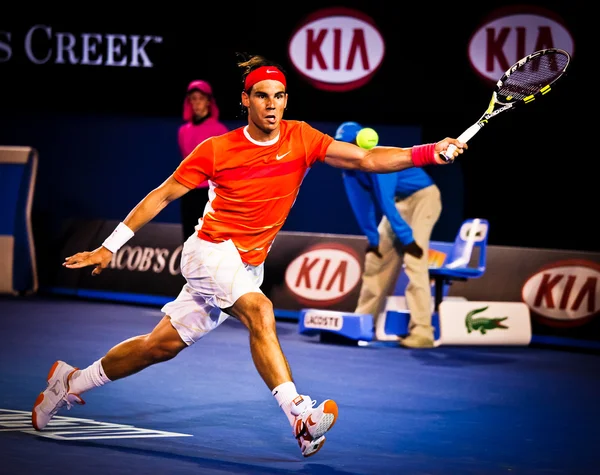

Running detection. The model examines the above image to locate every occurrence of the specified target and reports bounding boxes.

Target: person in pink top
[178,80,229,241]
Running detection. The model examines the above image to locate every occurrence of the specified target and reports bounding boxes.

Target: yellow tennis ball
[356,128,379,150]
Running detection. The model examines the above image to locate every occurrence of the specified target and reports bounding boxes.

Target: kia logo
[284,243,362,306]
[521,259,600,328]
[468,6,574,83]
[288,7,385,91]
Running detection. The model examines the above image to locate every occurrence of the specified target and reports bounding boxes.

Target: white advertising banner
[438,301,532,346]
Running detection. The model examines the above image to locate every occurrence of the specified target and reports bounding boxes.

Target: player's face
[243,80,288,137]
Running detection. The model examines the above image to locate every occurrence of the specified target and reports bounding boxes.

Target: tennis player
[32,53,467,457]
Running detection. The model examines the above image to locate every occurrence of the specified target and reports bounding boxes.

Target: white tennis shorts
[161,234,264,345]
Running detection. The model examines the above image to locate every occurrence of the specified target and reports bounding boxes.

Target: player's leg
[32,232,222,431]
[226,291,337,457]
[175,235,338,457]
[399,185,442,348]
[31,315,188,431]
[93,315,188,381]
[185,236,338,457]
[226,291,290,389]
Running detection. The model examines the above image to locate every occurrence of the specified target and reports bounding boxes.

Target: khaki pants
[355,184,442,339]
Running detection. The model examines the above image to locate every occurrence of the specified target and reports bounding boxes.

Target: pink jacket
[178,80,229,188]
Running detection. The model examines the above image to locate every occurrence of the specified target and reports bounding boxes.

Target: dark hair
[235,52,287,93]
[235,52,288,116]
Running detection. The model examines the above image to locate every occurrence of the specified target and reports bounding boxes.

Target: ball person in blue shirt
[336,122,441,348]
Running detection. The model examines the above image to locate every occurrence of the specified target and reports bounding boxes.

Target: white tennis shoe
[291,395,338,457]
[32,360,85,430]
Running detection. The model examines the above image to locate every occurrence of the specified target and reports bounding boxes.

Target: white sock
[272,381,303,426]
[68,358,111,395]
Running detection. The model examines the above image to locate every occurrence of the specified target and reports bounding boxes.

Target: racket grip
[440,124,482,162]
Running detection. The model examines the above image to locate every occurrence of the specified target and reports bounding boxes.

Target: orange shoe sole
[32,361,61,430]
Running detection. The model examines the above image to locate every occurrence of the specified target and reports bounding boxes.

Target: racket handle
[440,123,482,162]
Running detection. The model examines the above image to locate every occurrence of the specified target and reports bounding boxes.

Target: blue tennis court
[1,295,597,474]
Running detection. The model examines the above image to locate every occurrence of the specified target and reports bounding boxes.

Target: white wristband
[102,222,134,253]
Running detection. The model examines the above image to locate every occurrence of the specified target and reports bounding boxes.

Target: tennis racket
[441,48,571,162]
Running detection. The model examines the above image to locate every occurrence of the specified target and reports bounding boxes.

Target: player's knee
[240,297,276,335]
[143,334,185,363]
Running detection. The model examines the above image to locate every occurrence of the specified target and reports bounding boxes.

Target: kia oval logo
[468,6,574,83]
[521,259,600,328]
[288,7,385,92]
[284,243,362,306]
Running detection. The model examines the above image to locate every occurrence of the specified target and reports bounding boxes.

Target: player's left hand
[63,246,114,276]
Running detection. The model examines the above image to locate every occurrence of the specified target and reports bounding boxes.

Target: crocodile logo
[465,306,508,334]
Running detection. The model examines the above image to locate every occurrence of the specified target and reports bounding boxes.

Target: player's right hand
[63,246,113,276]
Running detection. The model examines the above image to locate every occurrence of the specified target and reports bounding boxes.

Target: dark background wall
[0,1,589,262]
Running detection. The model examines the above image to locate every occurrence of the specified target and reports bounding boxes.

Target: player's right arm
[63,174,192,275]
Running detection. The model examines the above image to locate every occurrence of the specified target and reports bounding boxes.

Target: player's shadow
[34,437,358,475]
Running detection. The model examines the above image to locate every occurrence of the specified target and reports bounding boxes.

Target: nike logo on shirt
[276,151,291,160]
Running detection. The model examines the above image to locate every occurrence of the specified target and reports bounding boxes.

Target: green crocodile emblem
[465,306,508,334]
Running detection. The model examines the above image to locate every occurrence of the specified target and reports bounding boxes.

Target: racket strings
[498,53,569,101]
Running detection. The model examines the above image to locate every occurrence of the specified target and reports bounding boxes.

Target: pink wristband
[411,143,437,167]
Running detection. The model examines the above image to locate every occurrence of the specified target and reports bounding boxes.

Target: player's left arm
[120,174,191,233]
[63,175,191,275]
[323,138,466,173]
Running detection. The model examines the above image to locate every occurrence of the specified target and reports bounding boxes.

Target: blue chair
[428,218,489,312]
